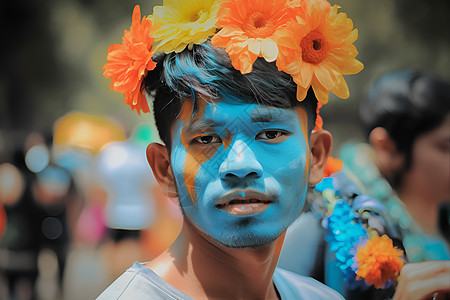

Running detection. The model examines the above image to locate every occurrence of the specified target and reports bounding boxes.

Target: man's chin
[211,230,283,249]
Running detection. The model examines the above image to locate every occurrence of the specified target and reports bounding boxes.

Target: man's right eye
[193,135,222,144]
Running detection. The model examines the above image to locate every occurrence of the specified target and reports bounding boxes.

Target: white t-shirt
[97,262,344,299]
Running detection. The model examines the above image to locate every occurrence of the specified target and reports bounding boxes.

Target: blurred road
[35,245,111,300]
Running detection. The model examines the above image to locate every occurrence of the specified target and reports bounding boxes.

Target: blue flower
[315,177,334,193]
[324,200,368,284]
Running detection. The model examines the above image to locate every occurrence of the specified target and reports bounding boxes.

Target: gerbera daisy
[277,0,364,104]
[211,0,297,74]
[355,234,404,289]
[103,5,156,114]
[150,0,221,53]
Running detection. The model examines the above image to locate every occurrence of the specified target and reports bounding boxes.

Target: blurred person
[96,0,366,298]
[354,70,450,259]
[51,112,127,248]
[0,146,43,300]
[0,163,22,239]
[95,136,157,280]
[34,149,79,296]
[279,70,450,299]
[0,132,81,300]
[129,124,183,261]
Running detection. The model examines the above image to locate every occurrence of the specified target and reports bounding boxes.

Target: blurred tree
[1,0,69,160]
[394,0,450,45]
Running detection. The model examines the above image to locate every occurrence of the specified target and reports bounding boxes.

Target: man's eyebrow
[184,119,225,133]
[250,108,290,123]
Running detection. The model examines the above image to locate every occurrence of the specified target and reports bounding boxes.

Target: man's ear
[309,130,332,185]
[146,143,178,198]
[369,127,404,177]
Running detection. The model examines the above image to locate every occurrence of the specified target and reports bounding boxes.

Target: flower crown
[103,0,363,116]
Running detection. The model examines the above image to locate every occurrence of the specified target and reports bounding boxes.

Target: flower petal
[261,38,279,62]
[314,64,337,91]
[311,77,329,104]
[300,62,314,88]
[247,39,261,55]
[331,73,350,99]
[296,85,308,102]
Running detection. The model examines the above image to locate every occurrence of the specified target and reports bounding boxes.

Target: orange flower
[103,5,156,115]
[355,235,404,289]
[277,0,364,104]
[211,0,296,74]
[323,156,343,177]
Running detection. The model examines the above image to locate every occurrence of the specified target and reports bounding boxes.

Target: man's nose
[219,140,263,181]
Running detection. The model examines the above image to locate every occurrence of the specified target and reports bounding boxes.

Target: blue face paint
[170,94,310,248]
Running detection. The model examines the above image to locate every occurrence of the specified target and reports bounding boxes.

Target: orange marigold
[355,235,404,289]
[277,0,364,104]
[103,5,156,115]
[211,0,296,74]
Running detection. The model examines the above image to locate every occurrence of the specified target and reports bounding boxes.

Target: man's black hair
[143,41,318,150]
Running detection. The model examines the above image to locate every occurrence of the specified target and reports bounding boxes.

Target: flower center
[300,30,328,64]
[244,12,275,38]
[254,16,266,28]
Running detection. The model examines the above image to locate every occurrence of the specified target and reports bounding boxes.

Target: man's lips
[216,189,273,216]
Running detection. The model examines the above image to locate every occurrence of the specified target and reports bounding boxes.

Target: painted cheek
[180,129,232,204]
[181,144,219,204]
[296,108,310,182]
[178,101,220,204]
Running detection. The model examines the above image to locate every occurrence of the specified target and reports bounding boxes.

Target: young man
[99,1,363,298]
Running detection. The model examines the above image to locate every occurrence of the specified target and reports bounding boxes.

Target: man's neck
[145,224,284,300]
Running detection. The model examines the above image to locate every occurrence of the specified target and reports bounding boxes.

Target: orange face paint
[222,129,232,150]
[178,99,220,203]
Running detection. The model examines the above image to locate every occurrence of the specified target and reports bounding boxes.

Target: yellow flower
[150,0,221,53]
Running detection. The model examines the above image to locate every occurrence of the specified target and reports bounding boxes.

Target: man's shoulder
[96,262,194,300]
[274,267,344,300]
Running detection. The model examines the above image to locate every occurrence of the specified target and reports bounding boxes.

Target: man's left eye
[255,130,289,142]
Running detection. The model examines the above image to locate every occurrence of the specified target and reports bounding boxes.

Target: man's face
[170,94,311,247]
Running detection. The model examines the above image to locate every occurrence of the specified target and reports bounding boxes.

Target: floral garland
[103,0,363,116]
[315,175,404,290]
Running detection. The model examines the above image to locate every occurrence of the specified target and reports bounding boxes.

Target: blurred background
[0,0,449,299]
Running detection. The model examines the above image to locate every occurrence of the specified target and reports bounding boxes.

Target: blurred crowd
[0,113,183,300]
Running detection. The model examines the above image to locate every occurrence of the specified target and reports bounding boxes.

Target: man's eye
[256,130,282,140]
[256,130,290,143]
[193,135,222,144]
